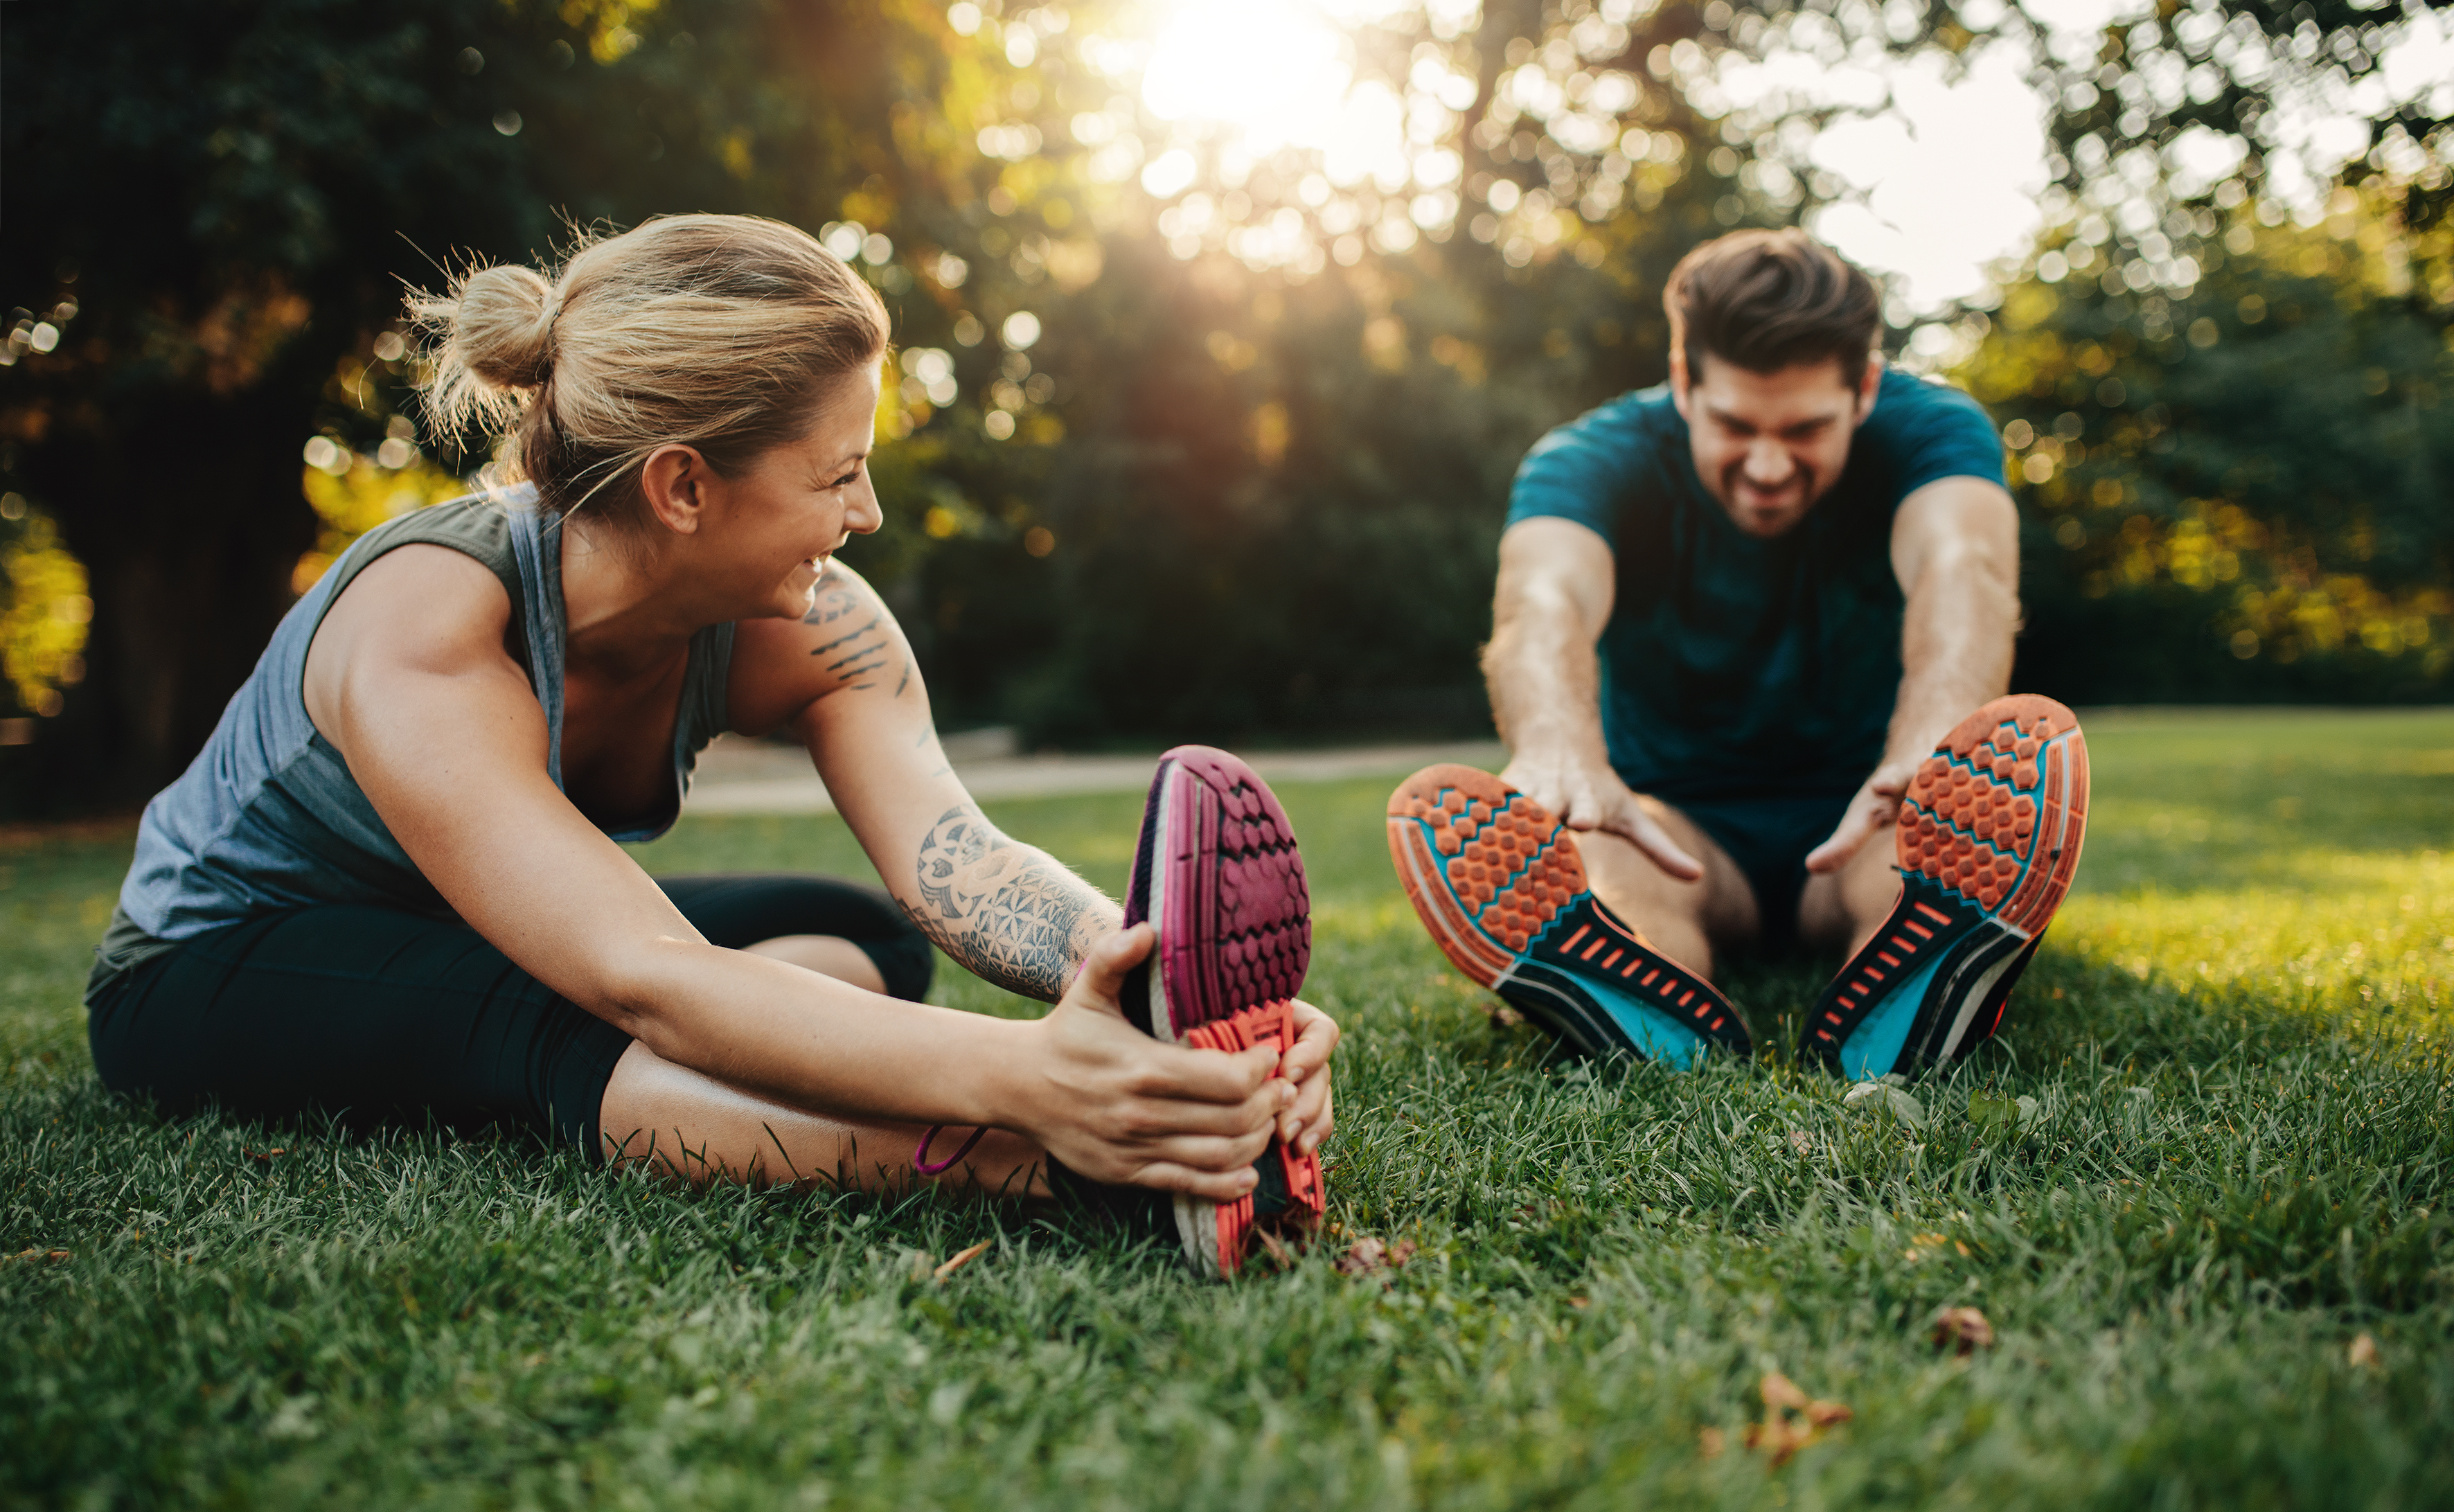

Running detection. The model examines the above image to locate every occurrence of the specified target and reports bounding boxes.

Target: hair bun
[446,263,558,389]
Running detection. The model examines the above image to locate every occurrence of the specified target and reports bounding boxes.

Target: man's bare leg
[1570,796,1759,981]
[1796,823,1903,958]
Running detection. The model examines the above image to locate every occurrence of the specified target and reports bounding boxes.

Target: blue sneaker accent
[1837,952,1946,1081]
[1588,981,1712,1070]
[1804,695,2090,1080]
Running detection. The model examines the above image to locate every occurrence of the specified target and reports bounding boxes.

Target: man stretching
[1388,229,2090,1080]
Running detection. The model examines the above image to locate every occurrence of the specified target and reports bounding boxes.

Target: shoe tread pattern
[1805,694,2090,1075]
[1157,747,1311,1032]
[1386,765,1749,1059]
[1899,695,2089,931]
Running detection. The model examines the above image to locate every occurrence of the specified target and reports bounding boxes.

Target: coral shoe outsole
[1802,695,2090,1080]
[1123,746,1324,1278]
[1386,765,1751,1067]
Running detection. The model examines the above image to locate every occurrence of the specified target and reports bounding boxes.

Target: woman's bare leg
[596,932,1027,1193]
[739,934,887,995]
[595,1040,1051,1196]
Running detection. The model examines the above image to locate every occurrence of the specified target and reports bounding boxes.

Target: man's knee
[1576,810,1756,945]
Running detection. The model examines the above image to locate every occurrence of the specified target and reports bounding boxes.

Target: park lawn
[3,707,2451,1510]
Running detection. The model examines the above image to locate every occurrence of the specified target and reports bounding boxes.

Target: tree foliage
[1,0,2448,812]
[1968,179,2453,699]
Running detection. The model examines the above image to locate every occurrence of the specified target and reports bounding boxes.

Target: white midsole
[1144,770,1180,1044]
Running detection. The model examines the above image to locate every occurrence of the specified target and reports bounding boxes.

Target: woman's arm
[303,545,1286,1194]
[728,560,1337,1156]
[729,560,1120,1001]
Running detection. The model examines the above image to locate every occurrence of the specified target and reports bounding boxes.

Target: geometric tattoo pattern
[907,803,1097,1002]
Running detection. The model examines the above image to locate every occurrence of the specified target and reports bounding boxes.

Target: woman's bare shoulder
[725,560,919,737]
[303,544,523,736]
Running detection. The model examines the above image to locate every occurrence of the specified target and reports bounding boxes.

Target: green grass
[4,708,2451,1509]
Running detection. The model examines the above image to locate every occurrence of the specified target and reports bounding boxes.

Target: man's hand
[1502,749,1704,882]
[1804,757,1915,874]
[1017,924,1290,1200]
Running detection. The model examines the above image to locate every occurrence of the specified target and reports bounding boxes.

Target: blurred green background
[1,0,2449,815]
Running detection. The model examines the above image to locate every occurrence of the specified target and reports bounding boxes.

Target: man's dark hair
[1663,229,1881,386]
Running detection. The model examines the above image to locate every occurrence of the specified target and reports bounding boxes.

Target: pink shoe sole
[1123,746,1322,1277]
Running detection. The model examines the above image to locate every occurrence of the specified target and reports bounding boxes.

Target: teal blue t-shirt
[1504,367,2004,802]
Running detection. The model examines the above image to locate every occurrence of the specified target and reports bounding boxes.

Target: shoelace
[912,1123,987,1175]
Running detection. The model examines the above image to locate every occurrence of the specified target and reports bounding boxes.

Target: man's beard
[1720,463,1820,531]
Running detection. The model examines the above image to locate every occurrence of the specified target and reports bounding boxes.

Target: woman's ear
[637,444,713,535]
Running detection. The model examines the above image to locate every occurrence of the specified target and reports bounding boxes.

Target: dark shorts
[85,874,932,1160]
[1659,790,1858,954]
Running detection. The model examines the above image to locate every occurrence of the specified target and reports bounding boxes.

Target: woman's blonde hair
[408,214,890,523]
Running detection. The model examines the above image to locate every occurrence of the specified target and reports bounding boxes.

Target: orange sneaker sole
[1177,1000,1326,1277]
[1802,695,2090,1078]
[1385,765,1749,1067]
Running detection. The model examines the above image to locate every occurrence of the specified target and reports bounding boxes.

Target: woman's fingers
[1283,1064,1333,1148]
[1279,1000,1339,1083]
[1130,1159,1263,1202]
[1295,1076,1334,1155]
[1138,1040,1283,1106]
[1119,1080,1288,1140]
[1062,921,1155,1014]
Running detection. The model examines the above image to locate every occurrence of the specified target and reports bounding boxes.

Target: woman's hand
[1011,924,1291,1200]
[1277,999,1337,1157]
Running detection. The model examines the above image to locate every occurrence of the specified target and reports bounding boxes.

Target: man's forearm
[1485,587,1610,769]
[901,803,1122,1001]
[1888,551,2018,763]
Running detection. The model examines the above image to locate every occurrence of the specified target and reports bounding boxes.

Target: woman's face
[699,363,886,621]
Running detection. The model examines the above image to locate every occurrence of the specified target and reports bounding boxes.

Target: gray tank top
[91,486,734,998]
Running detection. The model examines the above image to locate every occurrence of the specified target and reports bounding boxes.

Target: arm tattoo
[801,564,913,695]
[905,803,1112,1001]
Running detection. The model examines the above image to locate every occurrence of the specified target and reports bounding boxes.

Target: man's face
[1671,351,1879,538]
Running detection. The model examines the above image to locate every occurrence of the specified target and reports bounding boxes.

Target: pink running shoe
[1122,746,1324,1278]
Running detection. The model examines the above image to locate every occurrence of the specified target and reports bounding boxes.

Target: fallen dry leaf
[1932,1306,1995,1354]
[1788,1128,1813,1157]
[1760,1371,1809,1410]
[1335,1236,1418,1277]
[2348,1333,2380,1369]
[932,1240,993,1281]
[6,1247,70,1264]
[1254,1227,1295,1270]
[1744,1370,1852,1466]
[1483,999,1525,1028]
[1698,1426,1727,1459]
[1566,1296,1590,1310]
[245,1147,287,1164]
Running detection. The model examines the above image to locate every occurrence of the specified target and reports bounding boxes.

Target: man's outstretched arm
[1805,477,2020,871]
[1484,517,1703,880]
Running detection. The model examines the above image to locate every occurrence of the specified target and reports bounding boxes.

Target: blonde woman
[84,215,1336,1276]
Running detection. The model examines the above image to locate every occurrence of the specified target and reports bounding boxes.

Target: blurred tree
[4,0,2446,815]
[1967,179,2453,699]
[0,0,1022,808]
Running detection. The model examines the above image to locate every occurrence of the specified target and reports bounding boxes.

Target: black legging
[85,874,933,1160]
